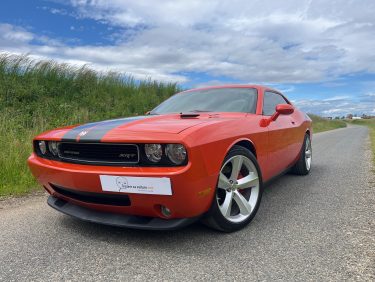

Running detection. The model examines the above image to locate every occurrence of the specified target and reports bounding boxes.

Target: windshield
[151,88,258,114]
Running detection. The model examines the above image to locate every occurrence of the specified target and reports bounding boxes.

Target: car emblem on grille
[64,150,80,155]
[118,153,136,159]
[78,130,88,137]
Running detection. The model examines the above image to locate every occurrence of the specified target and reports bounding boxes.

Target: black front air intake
[50,184,131,206]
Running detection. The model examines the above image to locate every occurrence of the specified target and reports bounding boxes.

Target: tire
[202,145,263,232]
[291,134,312,175]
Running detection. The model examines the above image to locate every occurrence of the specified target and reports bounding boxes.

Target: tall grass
[0,53,180,196]
[308,114,347,133]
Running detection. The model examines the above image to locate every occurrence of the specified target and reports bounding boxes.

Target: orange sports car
[28,85,312,232]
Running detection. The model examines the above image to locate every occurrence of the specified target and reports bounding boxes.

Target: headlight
[38,141,47,155]
[48,141,59,156]
[166,144,187,165]
[145,144,163,162]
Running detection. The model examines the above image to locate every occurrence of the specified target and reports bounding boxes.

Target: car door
[263,91,295,177]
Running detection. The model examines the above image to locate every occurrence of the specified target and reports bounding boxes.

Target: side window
[263,91,288,116]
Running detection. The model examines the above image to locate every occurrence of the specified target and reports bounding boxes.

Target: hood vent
[179,113,200,118]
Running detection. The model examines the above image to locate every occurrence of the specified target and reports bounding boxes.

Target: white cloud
[194,80,233,88]
[64,0,375,79]
[1,0,375,86]
[323,95,350,101]
[0,24,33,45]
[294,94,375,116]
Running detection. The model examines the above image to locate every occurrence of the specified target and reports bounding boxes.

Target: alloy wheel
[305,137,312,171]
[217,155,260,223]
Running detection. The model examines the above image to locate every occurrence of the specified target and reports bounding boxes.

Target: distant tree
[341,116,345,119]
[334,116,340,119]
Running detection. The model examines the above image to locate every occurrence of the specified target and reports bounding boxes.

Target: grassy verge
[348,119,375,165]
[0,53,180,197]
[308,114,347,133]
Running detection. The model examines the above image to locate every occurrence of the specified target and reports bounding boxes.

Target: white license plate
[99,175,172,195]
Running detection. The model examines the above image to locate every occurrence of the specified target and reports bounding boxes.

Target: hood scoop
[179,113,200,119]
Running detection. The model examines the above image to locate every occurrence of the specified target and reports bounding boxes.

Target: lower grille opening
[50,184,131,206]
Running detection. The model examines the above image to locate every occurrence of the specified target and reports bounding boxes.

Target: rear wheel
[292,134,312,175]
[203,146,263,232]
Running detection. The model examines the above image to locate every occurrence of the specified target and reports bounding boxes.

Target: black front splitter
[47,196,200,231]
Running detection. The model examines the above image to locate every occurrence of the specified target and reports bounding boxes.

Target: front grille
[50,184,131,206]
[58,142,139,165]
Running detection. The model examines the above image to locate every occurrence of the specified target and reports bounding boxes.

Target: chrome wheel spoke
[236,172,258,189]
[233,191,252,216]
[218,173,230,189]
[230,156,243,180]
[219,191,233,217]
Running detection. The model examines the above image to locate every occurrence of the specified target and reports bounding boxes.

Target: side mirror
[269,104,294,122]
[259,104,294,127]
[275,104,294,116]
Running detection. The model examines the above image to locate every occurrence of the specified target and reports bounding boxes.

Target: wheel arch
[227,138,257,159]
[305,128,312,141]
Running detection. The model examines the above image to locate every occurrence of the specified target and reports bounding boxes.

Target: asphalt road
[0,125,374,281]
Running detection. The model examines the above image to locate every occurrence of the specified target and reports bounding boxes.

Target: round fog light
[161,205,172,217]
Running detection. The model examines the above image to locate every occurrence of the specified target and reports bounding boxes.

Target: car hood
[45,113,247,142]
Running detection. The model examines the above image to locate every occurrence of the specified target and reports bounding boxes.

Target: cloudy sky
[1,0,374,116]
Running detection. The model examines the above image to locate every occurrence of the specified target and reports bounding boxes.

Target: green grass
[348,119,375,165]
[0,53,180,197]
[308,114,347,133]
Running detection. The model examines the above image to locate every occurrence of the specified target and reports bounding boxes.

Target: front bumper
[48,196,200,230]
[28,153,218,220]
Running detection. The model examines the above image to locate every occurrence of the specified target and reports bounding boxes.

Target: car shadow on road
[57,164,328,251]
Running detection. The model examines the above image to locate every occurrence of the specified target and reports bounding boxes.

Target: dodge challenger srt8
[28,85,312,232]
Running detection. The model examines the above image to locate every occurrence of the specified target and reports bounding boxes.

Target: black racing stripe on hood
[61,121,102,142]
[61,116,150,142]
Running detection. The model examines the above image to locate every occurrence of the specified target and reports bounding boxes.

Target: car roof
[181,84,282,94]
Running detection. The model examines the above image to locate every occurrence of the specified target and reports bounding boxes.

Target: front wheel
[202,146,263,232]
